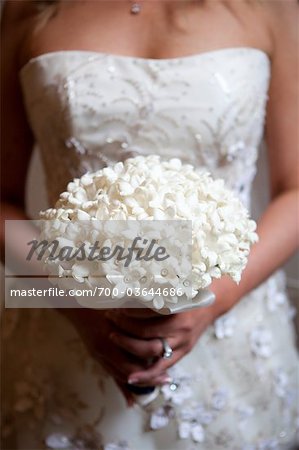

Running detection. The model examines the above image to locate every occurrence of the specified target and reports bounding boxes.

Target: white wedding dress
[2,48,299,450]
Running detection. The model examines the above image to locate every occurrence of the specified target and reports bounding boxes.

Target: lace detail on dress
[144,273,298,449]
[3,272,297,449]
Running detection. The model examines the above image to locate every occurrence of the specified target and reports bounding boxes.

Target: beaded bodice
[20,47,270,207]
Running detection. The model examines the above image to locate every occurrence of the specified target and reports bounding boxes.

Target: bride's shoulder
[1,1,58,70]
[260,0,297,14]
[1,0,43,27]
[260,0,297,40]
[1,1,37,67]
[1,0,37,22]
[1,0,58,26]
[248,0,297,60]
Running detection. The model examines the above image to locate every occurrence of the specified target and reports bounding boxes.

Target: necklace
[130,2,142,14]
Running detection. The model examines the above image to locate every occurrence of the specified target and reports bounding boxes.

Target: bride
[1,1,298,449]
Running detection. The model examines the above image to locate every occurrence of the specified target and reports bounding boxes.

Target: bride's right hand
[61,308,170,405]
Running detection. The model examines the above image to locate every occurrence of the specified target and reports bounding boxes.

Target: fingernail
[155,375,173,385]
[161,376,173,384]
[128,377,139,384]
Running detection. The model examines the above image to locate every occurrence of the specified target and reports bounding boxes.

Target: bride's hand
[61,308,171,404]
[106,305,217,385]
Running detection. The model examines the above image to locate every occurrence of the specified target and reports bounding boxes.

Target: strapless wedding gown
[2,48,298,450]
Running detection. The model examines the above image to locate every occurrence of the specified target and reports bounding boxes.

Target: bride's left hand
[106,305,217,385]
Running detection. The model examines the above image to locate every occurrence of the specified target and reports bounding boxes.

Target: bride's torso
[17,1,272,208]
[20,48,270,210]
[4,6,299,449]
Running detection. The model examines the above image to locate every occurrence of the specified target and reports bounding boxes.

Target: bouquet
[38,155,258,401]
[39,155,258,313]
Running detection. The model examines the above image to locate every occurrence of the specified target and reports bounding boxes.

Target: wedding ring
[160,337,173,359]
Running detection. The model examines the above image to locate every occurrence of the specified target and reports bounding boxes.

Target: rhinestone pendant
[130,2,141,14]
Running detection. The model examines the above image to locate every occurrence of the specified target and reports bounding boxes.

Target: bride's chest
[20,48,270,205]
[21,49,270,152]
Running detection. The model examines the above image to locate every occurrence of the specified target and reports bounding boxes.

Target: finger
[121,308,161,319]
[103,359,171,391]
[129,373,173,387]
[110,332,179,360]
[106,310,175,339]
[128,351,182,385]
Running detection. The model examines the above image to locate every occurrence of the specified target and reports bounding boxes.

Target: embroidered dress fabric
[2,48,298,449]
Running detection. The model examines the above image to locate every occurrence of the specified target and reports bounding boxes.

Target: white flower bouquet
[39,155,258,312]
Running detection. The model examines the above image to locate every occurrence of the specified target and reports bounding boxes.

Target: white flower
[40,155,258,311]
[179,403,215,426]
[45,433,71,449]
[273,368,288,398]
[178,422,205,443]
[266,291,285,312]
[257,439,279,450]
[211,388,229,411]
[214,314,236,339]
[266,279,286,312]
[236,404,255,422]
[150,405,175,430]
[250,327,273,358]
[104,441,130,450]
[161,382,192,406]
[160,367,193,405]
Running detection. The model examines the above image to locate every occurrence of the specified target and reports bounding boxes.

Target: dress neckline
[20,46,270,76]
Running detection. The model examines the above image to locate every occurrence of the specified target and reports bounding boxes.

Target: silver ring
[160,337,173,359]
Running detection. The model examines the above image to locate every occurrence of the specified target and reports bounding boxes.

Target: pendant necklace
[130,2,142,14]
